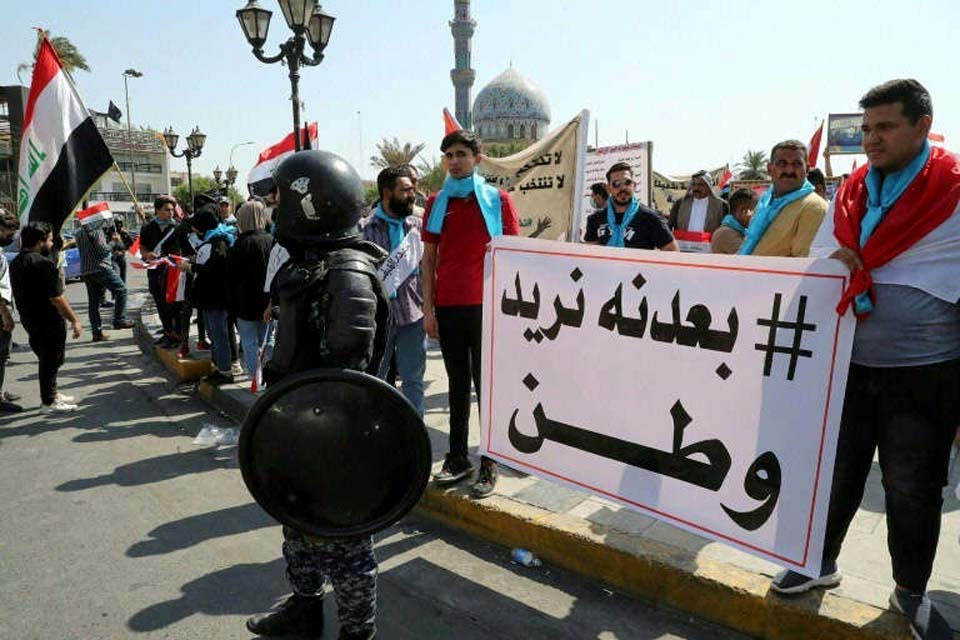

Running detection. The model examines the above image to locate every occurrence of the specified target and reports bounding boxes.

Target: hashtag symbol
[755,293,816,381]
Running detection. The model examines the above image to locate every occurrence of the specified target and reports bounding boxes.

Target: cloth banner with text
[481,237,855,574]
[583,142,653,206]
[478,110,588,242]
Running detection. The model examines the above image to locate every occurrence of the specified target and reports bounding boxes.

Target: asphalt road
[0,268,747,639]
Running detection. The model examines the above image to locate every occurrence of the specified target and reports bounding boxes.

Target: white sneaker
[231,362,246,379]
[56,393,76,404]
[41,398,78,413]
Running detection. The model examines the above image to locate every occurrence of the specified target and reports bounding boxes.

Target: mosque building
[450,0,550,147]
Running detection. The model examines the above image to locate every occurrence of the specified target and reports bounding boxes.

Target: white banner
[378,228,423,297]
[481,237,856,574]
[583,142,652,206]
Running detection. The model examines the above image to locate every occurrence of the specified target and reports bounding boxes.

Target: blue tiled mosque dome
[472,67,550,144]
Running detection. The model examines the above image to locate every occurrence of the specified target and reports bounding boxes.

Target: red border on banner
[485,245,848,568]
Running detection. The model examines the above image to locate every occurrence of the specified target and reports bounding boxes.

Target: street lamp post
[122,68,143,210]
[162,126,206,209]
[236,0,335,151]
[213,165,239,199]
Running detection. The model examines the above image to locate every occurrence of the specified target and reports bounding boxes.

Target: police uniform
[246,150,390,640]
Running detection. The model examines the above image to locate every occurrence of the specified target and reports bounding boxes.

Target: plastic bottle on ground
[511,548,541,567]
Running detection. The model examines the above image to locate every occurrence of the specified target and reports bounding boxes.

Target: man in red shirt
[421,129,520,498]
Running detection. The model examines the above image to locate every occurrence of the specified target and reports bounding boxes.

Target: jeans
[203,308,231,372]
[24,319,66,405]
[436,305,483,460]
[147,269,173,334]
[377,318,426,416]
[236,318,267,378]
[113,254,127,283]
[83,266,128,335]
[822,360,960,592]
[0,327,10,392]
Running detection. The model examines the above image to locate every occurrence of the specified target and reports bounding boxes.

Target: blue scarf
[605,197,641,247]
[425,171,502,238]
[720,214,747,235]
[374,204,406,251]
[852,140,932,313]
[155,217,176,228]
[203,223,237,247]
[738,180,816,255]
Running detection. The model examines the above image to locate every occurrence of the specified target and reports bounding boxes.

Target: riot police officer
[245,150,390,640]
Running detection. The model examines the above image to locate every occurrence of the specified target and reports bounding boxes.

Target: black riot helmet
[273,150,365,248]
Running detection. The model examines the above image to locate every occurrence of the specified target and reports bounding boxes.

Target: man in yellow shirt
[738,140,827,257]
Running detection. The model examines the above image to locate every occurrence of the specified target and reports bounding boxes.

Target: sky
[3,0,959,184]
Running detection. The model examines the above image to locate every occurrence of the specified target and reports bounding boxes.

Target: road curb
[135,307,922,640]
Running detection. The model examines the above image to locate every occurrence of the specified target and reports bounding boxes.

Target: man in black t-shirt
[9,222,83,412]
[583,162,678,251]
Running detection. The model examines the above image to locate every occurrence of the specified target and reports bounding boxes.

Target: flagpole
[110,162,146,224]
[44,32,138,225]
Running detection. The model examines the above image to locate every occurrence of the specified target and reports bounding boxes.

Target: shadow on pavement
[55,445,238,492]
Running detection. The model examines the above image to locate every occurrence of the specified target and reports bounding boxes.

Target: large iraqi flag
[246,122,318,197]
[17,35,113,232]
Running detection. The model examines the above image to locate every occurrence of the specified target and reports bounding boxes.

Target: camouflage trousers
[282,526,377,635]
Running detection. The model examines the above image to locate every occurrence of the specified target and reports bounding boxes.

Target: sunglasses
[610,178,634,189]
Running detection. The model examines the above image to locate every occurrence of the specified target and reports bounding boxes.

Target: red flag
[164,255,186,304]
[128,235,140,256]
[443,108,461,135]
[18,34,114,231]
[718,166,733,189]
[851,159,858,173]
[808,120,824,168]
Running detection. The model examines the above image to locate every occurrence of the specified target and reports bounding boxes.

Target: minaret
[450,0,476,130]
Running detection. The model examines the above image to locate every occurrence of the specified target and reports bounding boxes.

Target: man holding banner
[583,162,677,250]
[422,129,520,498]
[362,166,426,416]
[776,79,960,640]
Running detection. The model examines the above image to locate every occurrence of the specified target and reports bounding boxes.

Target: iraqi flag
[77,201,113,226]
[17,35,113,233]
[247,122,318,197]
[443,107,462,135]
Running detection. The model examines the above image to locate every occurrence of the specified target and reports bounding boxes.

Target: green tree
[362,181,379,207]
[416,155,446,194]
[736,150,769,180]
[369,137,425,170]
[17,31,90,82]
[483,141,529,158]
[172,176,242,210]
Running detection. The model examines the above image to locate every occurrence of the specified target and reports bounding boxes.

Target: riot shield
[239,368,432,538]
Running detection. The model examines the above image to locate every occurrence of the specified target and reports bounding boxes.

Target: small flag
[77,201,113,226]
[107,100,122,123]
[128,234,140,255]
[18,34,114,233]
[717,166,733,189]
[443,108,461,135]
[164,255,187,303]
[247,123,319,197]
[807,120,824,168]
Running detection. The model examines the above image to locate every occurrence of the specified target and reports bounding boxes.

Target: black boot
[246,593,324,637]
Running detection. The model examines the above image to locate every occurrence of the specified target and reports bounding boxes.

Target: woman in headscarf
[226,200,273,387]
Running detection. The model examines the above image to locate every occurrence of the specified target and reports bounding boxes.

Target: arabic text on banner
[480,237,856,574]
[478,112,585,242]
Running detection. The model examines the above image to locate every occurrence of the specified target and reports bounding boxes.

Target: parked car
[2,231,83,282]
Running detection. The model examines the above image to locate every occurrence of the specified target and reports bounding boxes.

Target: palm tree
[736,150,769,180]
[416,155,446,194]
[17,31,90,82]
[369,138,425,170]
